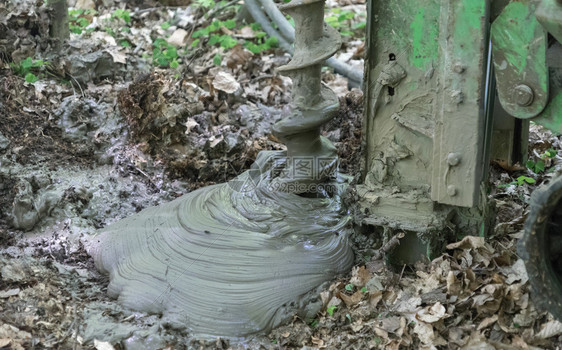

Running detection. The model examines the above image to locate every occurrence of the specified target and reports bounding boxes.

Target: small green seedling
[68,9,96,34]
[213,53,222,66]
[526,159,545,173]
[191,20,278,54]
[497,175,536,188]
[161,21,171,30]
[526,148,558,173]
[11,57,48,82]
[25,73,38,83]
[326,305,337,316]
[325,9,358,36]
[345,283,354,291]
[112,9,131,24]
[361,287,368,293]
[516,176,535,185]
[544,148,557,158]
[152,38,179,68]
[193,0,216,8]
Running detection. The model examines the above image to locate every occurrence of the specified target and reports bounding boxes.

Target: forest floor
[1,0,562,349]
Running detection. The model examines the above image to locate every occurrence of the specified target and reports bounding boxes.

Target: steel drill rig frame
[361,0,562,318]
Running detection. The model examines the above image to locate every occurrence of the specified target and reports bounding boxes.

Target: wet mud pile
[89,151,355,337]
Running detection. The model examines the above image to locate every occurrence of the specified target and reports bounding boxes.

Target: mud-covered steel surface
[88,151,354,337]
[360,0,490,238]
[518,174,562,321]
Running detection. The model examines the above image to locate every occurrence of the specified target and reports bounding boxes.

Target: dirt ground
[2,0,562,349]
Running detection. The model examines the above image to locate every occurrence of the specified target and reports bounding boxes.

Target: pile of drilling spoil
[88,151,354,337]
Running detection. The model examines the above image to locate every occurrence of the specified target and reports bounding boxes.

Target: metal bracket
[491,0,549,119]
[430,0,489,207]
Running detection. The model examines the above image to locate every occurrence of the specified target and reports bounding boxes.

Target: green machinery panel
[359,0,491,241]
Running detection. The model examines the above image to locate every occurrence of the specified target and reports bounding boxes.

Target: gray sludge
[88,151,354,337]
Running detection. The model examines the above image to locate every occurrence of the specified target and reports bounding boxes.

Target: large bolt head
[447,153,461,166]
[447,185,457,197]
[514,84,534,107]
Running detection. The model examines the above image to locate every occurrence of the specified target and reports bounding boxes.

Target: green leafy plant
[544,148,558,158]
[161,21,171,30]
[193,19,238,49]
[112,9,131,24]
[213,53,222,66]
[497,175,537,188]
[526,148,557,173]
[526,159,545,174]
[105,27,116,36]
[244,34,278,54]
[361,287,368,293]
[325,9,356,36]
[11,57,48,82]
[192,20,278,54]
[326,305,337,316]
[193,0,216,8]
[345,283,354,292]
[152,38,179,68]
[68,9,96,34]
[25,73,38,83]
[516,175,535,186]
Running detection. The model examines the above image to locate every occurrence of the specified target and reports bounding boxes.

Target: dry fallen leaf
[446,236,486,250]
[212,71,241,94]
[184,118,199,134]
[413,321,436,346]
[311,336,325,348]
[369,290,383,307]
[167,29,189,46]
[237,26,257,39]
[477,315,498,331]
[94,339,115,350]
[535,320,562,339]
[502,258,529,285]
[350,265,371,287]
[416,302,446,323]
[105,47,127,64]
[0,288,20,298]
[339,290,363,307]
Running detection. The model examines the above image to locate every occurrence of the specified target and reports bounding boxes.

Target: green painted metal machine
[361,0,562,317]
